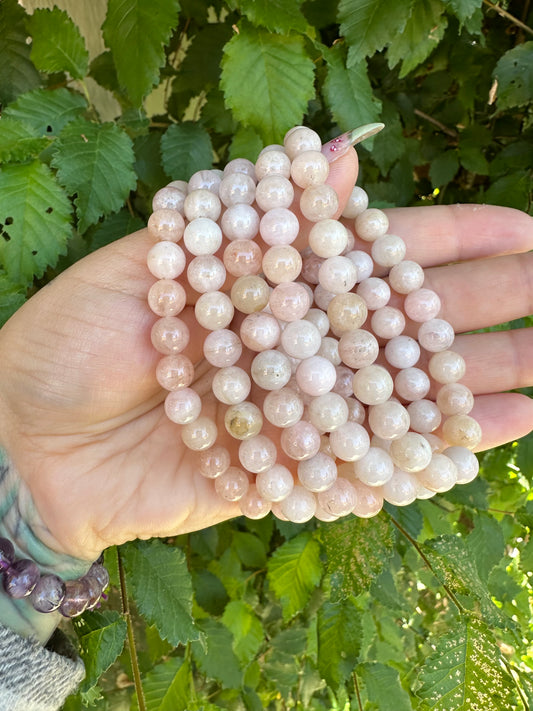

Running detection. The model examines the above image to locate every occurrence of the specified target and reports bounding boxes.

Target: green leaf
[72,610,127,693]
[52,118,136,232]
[370,102,405,175]
[323,44,382,133]
[192,618,242,688]
[358,662,413,710]
[429,150,459,187]
[483,172,532,212]
[221,600,264,665]
[221,23,316,144]
[466,513,505,582]
[175,22,233,93]
[387,0,447,78]
[120,539,200,646]
[0,161,72,284]
[237,0,309,33]
[228,125,263,163]
[0,0,41,106]
[232,530,267,568]
[317,598,361,688]
[0,274,26,327]
[160,122,213,182]
[89,208,145,252]
[516,431,533,484]
[493,42,533,110]
[0,118,49,163]
[318,516,394,601]
[27,7,89,80]
[131,657,190,711]
[266,531,322,619]
[338,0,414,64]
[416,616,516,710]
[442,0,481,22]
[102,0,180,106]
[4,88,87,137]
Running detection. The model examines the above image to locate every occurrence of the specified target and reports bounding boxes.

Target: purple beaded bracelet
[0,537,109,618]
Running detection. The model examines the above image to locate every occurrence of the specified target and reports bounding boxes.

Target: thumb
[326,147,359,218]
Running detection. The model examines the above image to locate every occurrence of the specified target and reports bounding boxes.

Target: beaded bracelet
[0,537,109,618]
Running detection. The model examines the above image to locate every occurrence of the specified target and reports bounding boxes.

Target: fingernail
[322,123,385,162]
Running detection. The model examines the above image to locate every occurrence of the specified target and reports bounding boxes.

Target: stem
[414,109,457,138]
[353,671,363,711]
[502,658,530,711]
[483,0,533,36]
[118,549,146,711]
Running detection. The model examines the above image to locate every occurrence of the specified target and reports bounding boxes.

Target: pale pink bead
[436,383,474,416]
[354,208,389,242]
[371,434,392,451]
[223,239,263,277]
[371,306,406,339]
[259,208,299,245]
[215,466,249,501]
[218,173,256,207]
[384,335,420,369]
[198,445,231,479]
[428,350,466,384]
[240,312,281,351]
[417,454,457,493]
[230,275,270,314]
[346,250,374,281]
[263,387,304,428]
[443,446,479,484]
[316,336,341,365]
[279,484,317,523]
[301,252,324,284]
[183,189,221,221]
[313,284,336,311]
[203,329,242,367]
[271,503,289,521]
[183,218,222,256]
[151,316,190,355]
[354,447,394,487]
[300,185,339,222]
[256,464,294,502]
[181,415,218,451]
[194,291,234,330]
[164,387,201,424]
[290,150,329,188]
[188,169,221,194]
[156,354,194,391]
[317,478,357,517]
[239,486,272,519]
[346,397,366,424]
[283,126,322,159]
[442,414,482,450]
[388,260,425,294]
[269,282,310,322]
[281,420,321,460]
[296,356,337,396]
[255,175,294,211]
[304,308,330,337]
[351,481,383,517]
[224,401,263,440]
[297,452,337,493]
[356,277,391,310]
[368,401,410,440]
[187,255,226,293]
[258,143,285,156]
[415,483,437,500]
[254,150,291,180]
[338,329,379,369]
[333,365,356,398]
[342,186,369,219]
[343,228,356,255]
[318,256,357,294]
[418,319,455,352]
[224,157,256,181]
[327,293,368,336]
[280,319,321,358]
[352,365,394,405]
[152,186,185,213]
[148,279,186,317]
[148,209,186,242]
[394,367,430,401]
[404,288,441,322]
[147,241,186,279]
[308,392,349,432]
[167,180,189,193]
[381,469,418,506]
[251,350,292,390]
[329,421,370,461]
[407,399,442,433]
[424,433,446,453]
[262,245,302,284]
[390,432,433,472]
[320,434,334,457]
[371,234,406,268]
[212,366,251,404]
[238,434,277,473]
[221,203,260,241]
[308,219,348,257]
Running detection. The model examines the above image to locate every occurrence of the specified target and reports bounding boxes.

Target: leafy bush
[1,0,532,708]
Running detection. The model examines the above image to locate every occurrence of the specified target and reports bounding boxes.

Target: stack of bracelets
[146,124,482,524]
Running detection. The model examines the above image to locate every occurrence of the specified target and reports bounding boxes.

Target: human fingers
[457,393,533,451]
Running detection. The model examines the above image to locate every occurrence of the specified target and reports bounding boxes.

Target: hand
[0,148,531,561]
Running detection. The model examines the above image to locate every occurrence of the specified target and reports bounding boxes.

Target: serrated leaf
[263,649,300,698]
[0,273,26,327]
[370,102,406,175]
[131,657,190,711]
[318,516,394,601]
[387,0,447,78]
[52,118,136,232]
[120,539,199,646]
[483,172,531,212]
[515,431,533,483]
[317,598,361,689]
[228,125,263,162]
[191,618,242,688]
[416,616,516,710]
[358,662,413,710]
[176,23,233,93]
[160,122,213,181]
[73,610,127,693]
[493,42,533,110]
[0,161,72,284]
[466,513,504,582]
[221,600,264,665]
[271,627,308,656]
[266,531,322,619]
[237,0,309,33]
[102,0,180,106]
[429,150,459,187]
[232,530,267,568]
[27,7,89,80]
[0,0,41,106]
[221,24,316,144]
[442,0,482,23]
[338,0,414,64]
[0,118,49,163]
[89,208,145,252]
[4,88,87,137]
[323,44,382,133]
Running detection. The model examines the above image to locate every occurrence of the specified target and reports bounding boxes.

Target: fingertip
[326,148,359,218]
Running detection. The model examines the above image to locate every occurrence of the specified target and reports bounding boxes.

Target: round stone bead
[183,218,222,256]
[187,256,226,293]
[394,367,430,402]
[407,399,442,433]
[353,447,394,487]
[290,150,329,188]
[338,329,379,369]
[314,284,336,311]
[356,277,391,310]
[327,293,368,336]
[221,203,260,241]
[317,336,341,365]
[342,186,369,218]
[388,260,425,294]
[203,329,242,367]
[3,559,40,598]
[304,308,330,337]
[86,563,110,591]
[218,173,256,207]
[351,481,384,518]
[428,350,466,384]
[188,169,221,193]
[215,467,249,501]
[352,365,394,405]
[424,433,446,453]
[223,240,263,277]
[212,366,251,404]
[231,275,270,314]
[308,219,348,257]
[194,291,234,330]
[151,316,190,355]
[256,464,294,502]
[81,574,105,611]
[371,306,406,339]
[300,185,339,222]
[260,207,299,246]
[183,189,221,221]
[239,434,277,473]
[152,186,186,213]
[240,312,281,351]
[224,157,256,181]
[239,486,272,519]
[280,319,321,359]
[281,420,321,460]
[255,175,294,211]
[385,335,420,369]
[301,252,324,284]
[279,485,317,523]
[167,179,189,194]
[381,470,418,506]
[437,383,474,416]
[345,396,366,424]
[0,538,15,568]
[295,356,337,396]
[346,250,374,281]
[181,416,218,451]
[262,245,302,284]
[317,478,357,517]
[404,288,441,322]
[418,319,455,352]
[298,452,337,492]
[148,279,187,317]
[263,387,304,428]
[354,208,389,241]
[156,354,194,391]
[148,209,186,242]
[389,432,433,473]
[329,421,370,461]
[255,150,291,180]
[251,350,292,390]
[368,401,410,440]
[283,126,322,159]
[198,445,231,479]
[164,387,201,424]
[371,234,406,267]
[442,414,482,450]
[147,241,186,279]
[417,453,458,493]
[59,579,91,617]
[318,256,357,294]
[269,282,311,322]
[308,392,349,432]
[224,401,263,440]
[443,446,479,484]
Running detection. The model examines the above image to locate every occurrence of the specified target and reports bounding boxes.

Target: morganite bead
[188,169,221,193]
[231,275,270,314]
[212,366,251,405]
[269,282,311,322]
[356,277,391,310]
[368,401,410,440]
[259,207,299,245]
[203,328,242,367]
[218,173,256,207]
[352,365,394,405]
[290,150,329,188]
[418,318,455,352]
[239,486,272,519]
[346,396,366,424]
[148,209,186,242]
[394,367,431,401]
[388,260,425,294]
[224,157,256,181]
[351,481,384,518]
[308,219,348,257]
[318,256,357,294]
[384,335,420,369]
[327,293,368,336]
[329,421,370,461]
[295,356,337,396]
[389,432,433,473]
[417,453,458,493]
[424,433,446,453]
[181,416,218,451]
[284,126,322,159]
[240,312,281,351]
[301,252,324,284]
[221,203,260,241]
[238,434,277,473]
[404,288,441,322]
[300,184,339,222]
[148,279,187,317]
[314,284,336,311]
[187,255,226,293]
[224,401,263,440]
[29,574,66,613]
[346,250,374,281]
[338,329,379,369]
[297,452,337,492]
[151,316,190,355]
[147,241,186,279]
[251,350,292,390]
[443,446,479,484]
[263,387,304,427]
[353,447,394,487]
[183,217,222,256]
[428,350,466,384]
[371,306,406,339]
[262,246,302,284]
[317,478,357,517]
[354,208,389,242]
[371,234,406,267]
[255,175,294,211]
[342,186,369,219]
[59,579,91,618]
[316,336,341,365]
[281,420,321,460]
[436,383,474,416]
[183,188,221,221]
[164,387,201,424]
[198,445,231,479]
[407,399,442,433]
[254,150,291,180]
[194,291,234,330]
[280,319,321,358]
[4,559,40,598]
[156,354,194,391]
[304,308,330,337]
[215,467,249,501]
[223,239,263,277]
[442,414,482,450]
[152,186,186,213]
[256,464,294,502]
[381,470,418,506]
[167,179,189,193]
[279,484,317,523]
[308,392,349,432]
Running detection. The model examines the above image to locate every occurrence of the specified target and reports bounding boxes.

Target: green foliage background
[1,0,533,708]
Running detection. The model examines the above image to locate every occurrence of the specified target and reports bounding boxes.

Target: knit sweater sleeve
[0,625,85,711]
